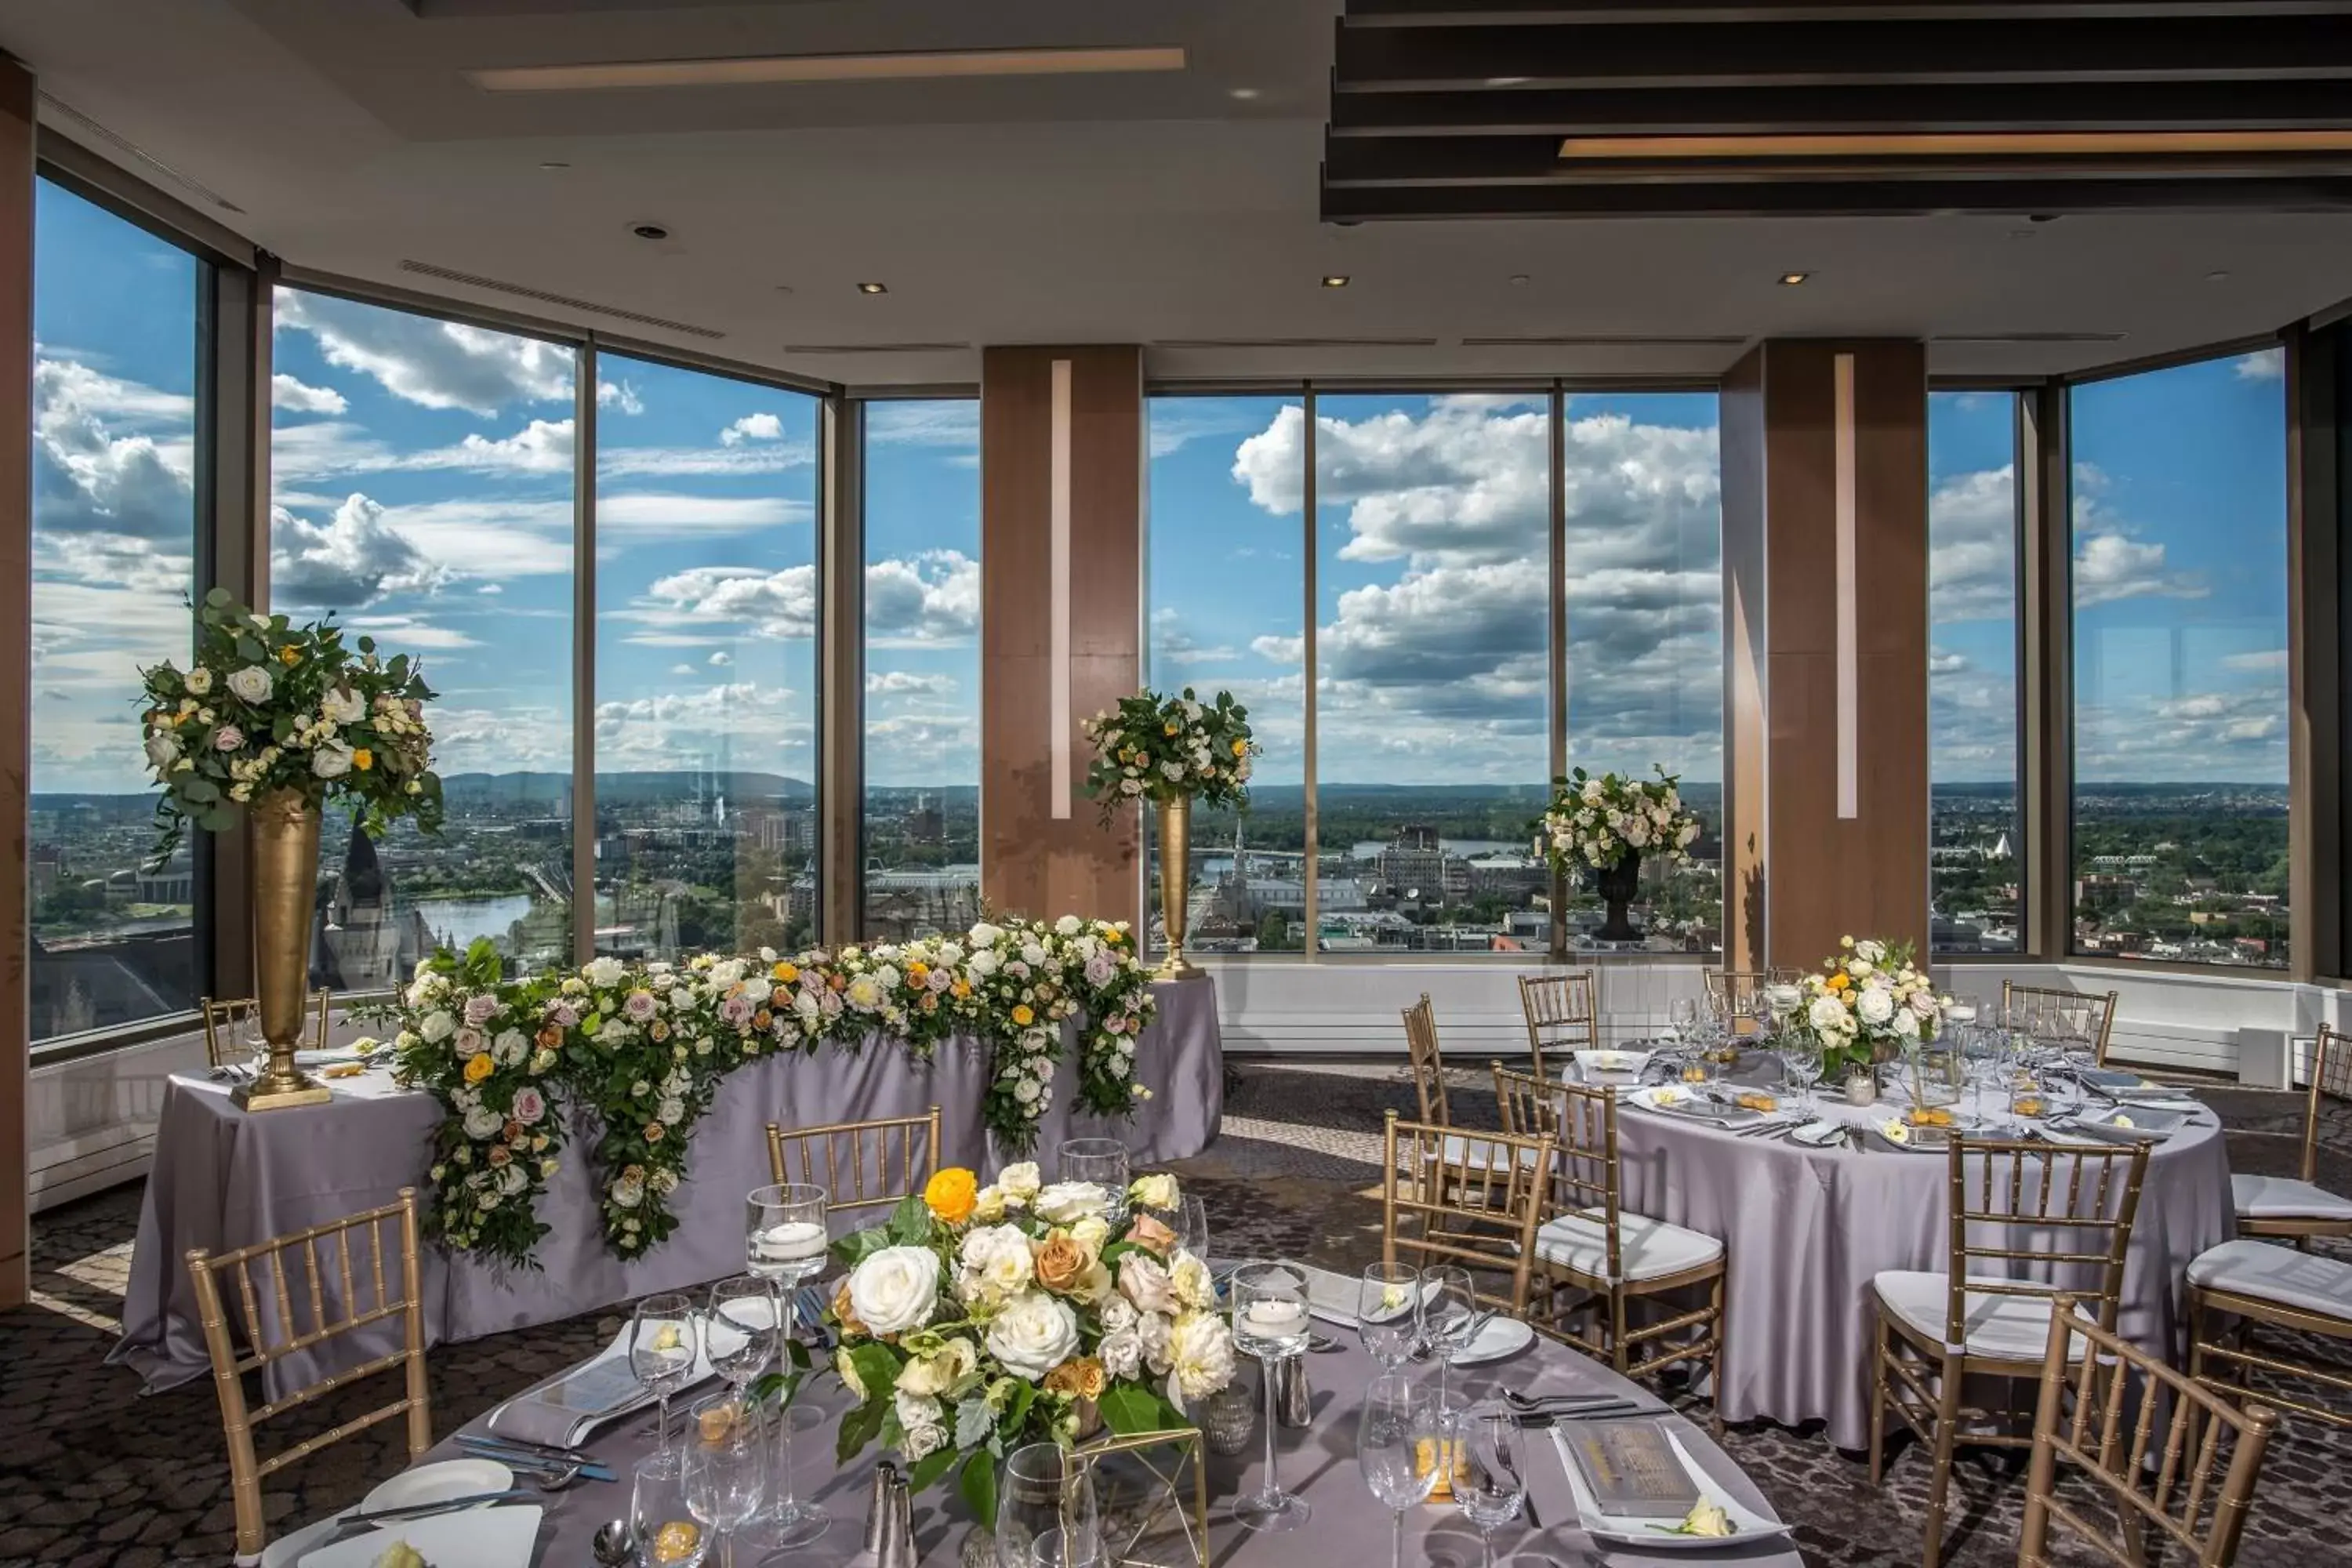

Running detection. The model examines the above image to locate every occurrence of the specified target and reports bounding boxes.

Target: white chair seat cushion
[1535,1208,1723,1283]
[2187,1239,2352,1322]
[2231,1173,2352,1223]
[1873,1270,2082,1362]
[1403,1136,1542,1173]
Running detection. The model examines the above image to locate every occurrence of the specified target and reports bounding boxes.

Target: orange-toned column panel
[978,347,1145,926]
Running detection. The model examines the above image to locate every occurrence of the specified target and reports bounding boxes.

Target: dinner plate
[1298,1263,1437,1327]
[300,1503,542,1568]
[1572,1049,1653,1084]
[2063,1105,2190,1144]
[361,1457,512,1515]
[1790,1120,1848,1148]
[1449,1316,1536,1365]
[1628,1087,1767,1127]
[1549,1427,1790,1551]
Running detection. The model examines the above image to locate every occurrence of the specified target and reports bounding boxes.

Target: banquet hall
[5,2,2352,1565]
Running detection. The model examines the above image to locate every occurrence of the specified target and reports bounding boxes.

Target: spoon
[591,1519,636,1566]
[520,1457,583,1492]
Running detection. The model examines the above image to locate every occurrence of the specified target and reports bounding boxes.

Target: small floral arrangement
[136,588,442,862]
[1787,935,1954,1079]
[829,1167,1235,1526]
[1080,688,1256,824]
[1536,765,1700,874]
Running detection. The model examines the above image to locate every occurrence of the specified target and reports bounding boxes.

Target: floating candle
[1242,1299,1306,1335]
[753,1220,828,1261]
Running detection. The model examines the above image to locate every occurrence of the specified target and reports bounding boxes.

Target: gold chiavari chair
[1501,1065,1729,1419]
[1401,993,1451,1127]
[187,1189,430,1563]
[1518,971,1600,1081]
[2002,980,2121,1067]
[1869,1136,2152,1568]
[2022,1298,2278,1568]
[2187,1236,2352,1429]
[2231,1022,2352,1245]
[1381,1111,1553,1319]
[1701,968,1794,1034]
[767,1105,943,1218]
[200,989,335,1069]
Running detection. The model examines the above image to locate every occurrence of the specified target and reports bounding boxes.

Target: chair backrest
[186,1188,430,1561]
[1381,1110,1554,1315]
[1402,993,1450,1126]
[1702,968,1791,1033]
[767,1106,942,1217]
[1946,1138,2151,1346]
[1518,971,1599,1079]
[2297,1023,2350,1185]
[2020,1298,2278,1568]
[2003,981,2120,1066]
[200,990,335,1069]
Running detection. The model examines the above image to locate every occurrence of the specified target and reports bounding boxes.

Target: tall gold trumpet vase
[234,789,332,1111]
[1153,797,1203,981]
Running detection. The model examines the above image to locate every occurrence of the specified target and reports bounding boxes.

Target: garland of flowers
[376,917,1156,1269]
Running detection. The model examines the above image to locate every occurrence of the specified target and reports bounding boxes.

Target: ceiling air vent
[1932,332,2127,343]
[1460,335,1748,348]
[39,93,246,213]
[1153,336,1443,349]
[396,259,726,339]
[782,342,972,354]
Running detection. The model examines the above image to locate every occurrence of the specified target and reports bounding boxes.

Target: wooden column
[978,347,1144,924]
[1722,340,1930,970]
[0,54,34,1307]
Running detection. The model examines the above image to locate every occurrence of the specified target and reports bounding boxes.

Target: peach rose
[1043,1355,1107,1401]
[1125,1213,1178,1256]
[1034,1232,1091,1294]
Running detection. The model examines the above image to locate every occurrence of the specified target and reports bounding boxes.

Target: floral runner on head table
[368,916,1157,1271]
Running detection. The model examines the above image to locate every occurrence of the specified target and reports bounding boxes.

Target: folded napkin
[485,1321,715,1448]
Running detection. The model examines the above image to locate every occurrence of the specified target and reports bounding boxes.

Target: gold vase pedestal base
[1152,953,1206,982]
[233,1052,334,1112]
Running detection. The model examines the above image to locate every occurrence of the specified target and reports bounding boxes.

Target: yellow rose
[924,1167,978,1224]
[1011,1004,1035,1027]
[351,748,373,771]
[773,960,799,983]
[278,644,300,666]
[1232,739,1247,757]
[463,1051,495,1083]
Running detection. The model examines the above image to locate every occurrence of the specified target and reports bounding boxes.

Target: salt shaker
[1274,1355,1312,1428]
[864,1459,900,1554]
[876,1472,916,1568]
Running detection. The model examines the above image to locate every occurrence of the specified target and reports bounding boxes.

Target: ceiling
[4,0,2350,387]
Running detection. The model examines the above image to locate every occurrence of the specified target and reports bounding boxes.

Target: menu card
[1556,1421,1702,1519]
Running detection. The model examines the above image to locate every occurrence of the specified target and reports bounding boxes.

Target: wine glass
[1356,1262,1422,1370]
[1029,1526,1102,1568]
[1668,997,1699,1055]
[1421,1264,1479,1405]
[705,1276,779,1396]
[1359,1372,1443,1568]
[1229,1261,1313,1534]
[742,1399,828,1552]
[1165,1194,1211,1261]
[746,1183,829,1290]
[633,1450,705,1568]
[1780,1033,1824,1118]
[1058,1138,1131,1225]
[685,1392,766,1568]
[1000,1442,1098,1568]
[240,1009,269,1072]
[1450,1399,1530,1568]
[1960,1018,2006,1121]
[630,1293,700,1457]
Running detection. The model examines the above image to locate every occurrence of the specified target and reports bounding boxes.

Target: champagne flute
[1450,1400,1530,1568]
[1357,1262,1423,1371]
[1359,1373,1443,1568]
[1421,1265,1478,1405]
[685,1392,766,1568]
[630,1293,700,1458]
[1229,1261,1313,1534]
[705,1276,780,1397]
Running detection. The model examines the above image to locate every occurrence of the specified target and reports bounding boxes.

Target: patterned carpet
[6,1061,2349,1566]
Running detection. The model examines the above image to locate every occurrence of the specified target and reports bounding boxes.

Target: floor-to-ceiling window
[272,287,577,981]
[2067,349,2289,969]
[860,398,981,940]
[1927,390,2024,954]
[29,180,204,1039]
[591,358,819,960]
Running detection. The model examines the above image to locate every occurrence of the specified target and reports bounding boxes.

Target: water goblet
[1229,1261,1313,1534]
[705,1276,780,1396]
[1000,1441,1098,1568]
[1357,1262,1422,1371]
[1780,1034,1824,1118]
[630,1293,700,1457]
[1450,1399,1529,1568]
[1029,1526,1102,1568]
[684,1392,766,1568]
[1167,1193,1211,1261]
[1668,997,1699,1055]
[1359,1372,1444,1568]
[1057,1138,1131,1225]
[632,1450,705,1568]
[1421,1265,1479,1405]
[746,1183,829,1288]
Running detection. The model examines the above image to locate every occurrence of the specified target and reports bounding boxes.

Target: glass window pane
[2069,351,2288,969]
[1312,394,1552,955]
[1145,395,1305,955]
[1559,392,1723,955]
[1928,391,2022,954]
[31,181,201,1039]
[593,358,819,961]
[271,287,577,982]
[861,399,980,939]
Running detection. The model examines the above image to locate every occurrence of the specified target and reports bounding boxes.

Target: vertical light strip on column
[1050,358,1073,819]
[1834,351,1860,820]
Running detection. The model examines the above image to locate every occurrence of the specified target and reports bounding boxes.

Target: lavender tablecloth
[110,978,1223,1397]
[1613,1072,2236,1451]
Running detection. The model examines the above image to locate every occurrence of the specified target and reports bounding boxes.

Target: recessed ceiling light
[1322,274,1351,289]
[1229,87,1261,101]
[470,45,1188,93]
[2205,270,2232,283]
[858,281,889,295]
[1508,274,1530,286]
[774,285,795,296]
[631,222,670,241]
[1778,271,1810,286]
[539,160,571,170]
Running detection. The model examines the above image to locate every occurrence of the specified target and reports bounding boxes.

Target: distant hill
[435,770,814,810]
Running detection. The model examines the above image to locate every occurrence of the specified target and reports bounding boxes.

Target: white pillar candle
[1242,1299,1306,1336]
[754,1220,828,1261]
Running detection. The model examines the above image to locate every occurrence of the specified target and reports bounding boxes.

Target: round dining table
[1610,1056,2236,1451]
[310,1308,1803,1567]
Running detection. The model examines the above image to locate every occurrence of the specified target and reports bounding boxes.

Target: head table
[1611,1053,2235,1451]
[108,978,1223,1399]
[281,1305,1803,1568]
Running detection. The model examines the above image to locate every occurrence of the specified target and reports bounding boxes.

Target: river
[414,894,535,952]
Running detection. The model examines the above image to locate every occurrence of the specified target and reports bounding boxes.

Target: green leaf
[957,1448,999,1531]
[236,636,265,663]
[784,1339,812,1372]
[204,586,233,608]
[836,1396,884,1465]
[848,1342,905,1403]
[1096,1384,1176,1436]
[884,1192,931,1244]
[180,778,220,804]
[908,1443,960,1494]
[197,806,240,833]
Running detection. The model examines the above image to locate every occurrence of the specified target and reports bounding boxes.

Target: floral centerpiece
[1786,936,1954,1080]
[1535,766,1700,942]
[828,1165,1235,1528]
[1080,688,1257,978]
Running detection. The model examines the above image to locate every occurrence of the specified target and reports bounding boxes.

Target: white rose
[847,1246,942,1336]
[1806,996,1848,1033]
[226,665,274,703]
[897,1338,979,1398]
[971,1185,1008,1223]
[1099,1327,1143,1381]
[1893,1007,1922,1040]
[143,733,180,770]
[969,949,1000,978]
[1118,1253,1176,1316]
[968,922,1004,948]
[585,956,626,989]
[996,1162,1042,1204]
[310,740,354,779]
[1129,1173,1179,1211]
[1035,1181,1109,1225]
[320,686,365,725]
[1856,985,1896,1026]
[420,1011,457,1044]
[462,1105,503,1139]
[984,1291,1081,1381]
[1163,1310,1238,1411]
[1855,939,1887,964]
[956,1224,1036,1303]
[1167,1252,1215,1312]
[183,666,214,696]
